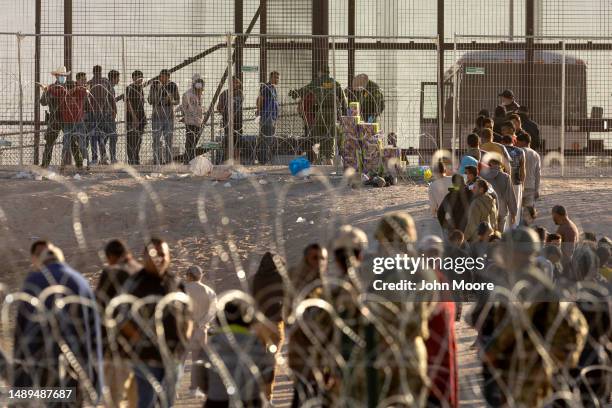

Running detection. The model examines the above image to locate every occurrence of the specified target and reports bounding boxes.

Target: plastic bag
[189,156,213,176]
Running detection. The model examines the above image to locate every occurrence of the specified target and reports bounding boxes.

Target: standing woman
[181,74,205,163]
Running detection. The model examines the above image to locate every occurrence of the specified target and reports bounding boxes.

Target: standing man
[125,70,146,165]
[428,160,453,217]
[517,106,541,150]
[479,128,512,176]
[481,157,517,232]
[464,179,498,242]
[148,69,180,165]
[217,76,244,163]
[256,71,280,164]
[120,238,192,408]
[181,74,205,163]
[87,65,115,165]
[515,132,541,221]
[500,123,526,228]
[289,66,347,164]
[498,89,520,113]
[13,241,104,405]
[107,70,120,164]
[551,205,580,272]
[346,73,385,123]
[40,66,81,167]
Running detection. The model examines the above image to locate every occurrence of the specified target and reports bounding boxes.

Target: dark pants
[126,128,143,165]
[184,124,202,163]
[41,124,83,167]
[258,117,275,164]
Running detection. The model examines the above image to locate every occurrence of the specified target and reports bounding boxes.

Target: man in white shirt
[515,132,541,220]
[184,265,217,395]
[428,160,453,217]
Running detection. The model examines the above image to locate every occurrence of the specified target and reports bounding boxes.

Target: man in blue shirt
[256,71,280,164]
[13,241,104,406]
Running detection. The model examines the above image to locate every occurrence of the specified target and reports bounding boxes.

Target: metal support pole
[526,0,535,109]
[259,0,267,84]
[452,34,458,170]
[437,35,444,150]
[312,0,329,79]
[560,40,566,177]
[332,37,339,171]
[17,34,24,166]
[64,0,73,76]
[34,0,41,165]
[437,0,445,150]
[347,0,356,86]
[227,33,234,165]
[121,36,127,163]
[509,0,514,41]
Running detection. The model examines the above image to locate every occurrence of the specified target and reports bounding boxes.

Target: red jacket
[48,85,88,124]
[425,272,458,407]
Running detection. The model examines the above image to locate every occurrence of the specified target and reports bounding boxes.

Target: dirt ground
[0,166,610,406]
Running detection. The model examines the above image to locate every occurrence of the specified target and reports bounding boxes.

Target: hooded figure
[464,179,498,242]
[437,174,473,233]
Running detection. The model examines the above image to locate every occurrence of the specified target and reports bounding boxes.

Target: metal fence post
[120,35,127,164]
[17,33,24,166]
[452,34,458,170]
[560,40,566,177]
[331,35,339,171]
[226,33,234,165]
[436,34,444,150]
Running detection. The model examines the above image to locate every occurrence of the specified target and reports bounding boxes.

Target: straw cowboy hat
[51,66,70,76]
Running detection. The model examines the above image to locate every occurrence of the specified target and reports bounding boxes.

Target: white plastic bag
[189,156,213,176]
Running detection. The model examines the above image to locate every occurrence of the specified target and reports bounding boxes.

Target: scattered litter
[212,180,218,185]
[189,156,213,176]
[223,182,232,188]
[296,217,306,223]
[330,172,337,175]
[34,175,43,181]
[361,173,370,182]
[258,179,268,185]
[230,171,250,180]
[296,168,311,177]
[289,157,311,176]
[211,166,232,181]
[13,171,33,180]
[309,220,314,224]
[238,196,244,200]
[73,174,81,180]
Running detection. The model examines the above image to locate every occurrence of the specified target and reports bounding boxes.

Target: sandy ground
[0,166,610,406]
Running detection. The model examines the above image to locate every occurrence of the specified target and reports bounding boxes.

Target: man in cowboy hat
[39,66,83,167]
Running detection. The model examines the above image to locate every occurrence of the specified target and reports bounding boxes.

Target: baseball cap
[498,89,515,99]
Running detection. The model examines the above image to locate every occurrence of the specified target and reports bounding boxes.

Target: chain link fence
[0,32,610,176]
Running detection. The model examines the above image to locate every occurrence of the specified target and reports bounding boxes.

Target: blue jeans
[258,117,276,164]
[87,112,116,163]
[134,364,176,408]
[62,122,87,166]
[152,116,174,165]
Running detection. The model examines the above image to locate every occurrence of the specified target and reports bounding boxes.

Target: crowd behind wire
[36,64,384,169]
[5,199,611,407]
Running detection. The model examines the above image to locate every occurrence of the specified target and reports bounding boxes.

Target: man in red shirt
[46,74,89,168]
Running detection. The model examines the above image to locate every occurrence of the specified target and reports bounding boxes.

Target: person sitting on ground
[428,159,453,217]
[183,265,217,396]
[581,232,597,243]
[437,174,473,234]
[199,300,276,408]
[464,179,498,242]
[285,243,328,322]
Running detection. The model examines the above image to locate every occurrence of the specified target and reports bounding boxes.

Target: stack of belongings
[339,102,385,174]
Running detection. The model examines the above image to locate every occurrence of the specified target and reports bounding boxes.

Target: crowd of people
[8,200,611,407]
[38,63,385,168]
